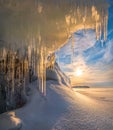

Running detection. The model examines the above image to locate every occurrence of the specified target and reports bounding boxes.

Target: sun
[75,68,83,76]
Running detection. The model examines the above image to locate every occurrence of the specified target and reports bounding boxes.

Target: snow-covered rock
[46,62,71,87]
[0,112,22,130]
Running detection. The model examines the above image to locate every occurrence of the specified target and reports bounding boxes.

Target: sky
[56,1,113,87]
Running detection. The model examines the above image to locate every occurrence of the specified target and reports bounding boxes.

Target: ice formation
[0,0,109,106]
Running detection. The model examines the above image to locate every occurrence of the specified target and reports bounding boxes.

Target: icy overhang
[0,0,109,53]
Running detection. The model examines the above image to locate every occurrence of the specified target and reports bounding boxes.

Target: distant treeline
[72,86,90,88]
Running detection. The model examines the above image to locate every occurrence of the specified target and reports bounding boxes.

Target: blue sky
[56,1,113,87]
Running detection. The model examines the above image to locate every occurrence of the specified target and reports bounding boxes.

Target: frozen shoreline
[0,81,113,130]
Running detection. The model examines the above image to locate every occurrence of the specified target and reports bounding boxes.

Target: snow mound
[0,112,22,130]
[46,62,71,87]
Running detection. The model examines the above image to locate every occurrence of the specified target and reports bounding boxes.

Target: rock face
[46,62,71,87]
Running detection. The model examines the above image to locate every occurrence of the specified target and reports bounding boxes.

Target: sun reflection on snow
[73,89,98,108]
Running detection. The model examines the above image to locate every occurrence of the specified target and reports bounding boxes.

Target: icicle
[40,45,47,96]
[57,48,60,66]
[104,15,108,41]
[65,14,71,37]
[36,35,47,95]
[33,38,37,75]
[28,45,32,67]
[11,53,15,104]
[77,6,81,19]
[37,1,43,14]
[3,48,7,59]
[38,51,41,92]
[71,33,75,64]
[95,12,100,40]
[43,46,47,96]
[37,32,42,92]
[98,9,108,46]
[83,6,87,33]
[95,21,99,40]
[83,16,86,33]
[37,32,47,96]
[40,46,44,94]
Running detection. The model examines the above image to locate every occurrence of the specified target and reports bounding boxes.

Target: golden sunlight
[75,68,83,77]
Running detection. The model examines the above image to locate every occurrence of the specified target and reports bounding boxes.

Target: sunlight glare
[75,69,83,76]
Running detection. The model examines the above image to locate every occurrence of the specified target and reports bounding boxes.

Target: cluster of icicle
[54,0,108,66]
[91,6,108,43]
[0,41,47,111]
[0,46,29,110]
[65,5,108,64]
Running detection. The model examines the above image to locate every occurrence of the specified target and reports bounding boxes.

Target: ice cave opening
[0,0,109,114]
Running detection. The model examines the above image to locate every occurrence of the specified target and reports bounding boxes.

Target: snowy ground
[54,87,113,130]
[0,81,113,130]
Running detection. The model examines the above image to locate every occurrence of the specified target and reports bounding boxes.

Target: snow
[0,81,113,130]
[54,88,113,130]
[0,112,22,130]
